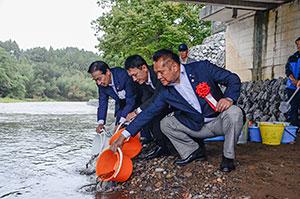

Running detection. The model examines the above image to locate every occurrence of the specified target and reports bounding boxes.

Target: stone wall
[238,78,288,123]
[189,32,225,68]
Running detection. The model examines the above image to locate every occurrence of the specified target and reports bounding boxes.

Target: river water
[0,102,115,199]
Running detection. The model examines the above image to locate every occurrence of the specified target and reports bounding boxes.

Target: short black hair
[178,43,188,52]
[124,55,148,70]
[87,61,110,74]
[152,49,180,65]
[295,37,300,43]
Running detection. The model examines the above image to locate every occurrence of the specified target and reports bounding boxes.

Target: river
[0,102,115,199]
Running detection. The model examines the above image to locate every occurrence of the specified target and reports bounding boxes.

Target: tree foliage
[0,47,26,98]
[0,41,100,101]
[93,0,210,66]
[1,1,211,100]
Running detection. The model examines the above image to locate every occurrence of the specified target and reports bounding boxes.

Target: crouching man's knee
[223,105,243,125]
[160,115,174,135]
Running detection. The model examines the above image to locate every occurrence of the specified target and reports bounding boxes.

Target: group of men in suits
[88,48,244,172]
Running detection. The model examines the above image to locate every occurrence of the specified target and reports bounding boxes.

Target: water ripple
[0,102,114,199]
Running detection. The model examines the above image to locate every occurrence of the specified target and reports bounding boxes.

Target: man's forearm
[289,74,296,81]
[289,74,299,85]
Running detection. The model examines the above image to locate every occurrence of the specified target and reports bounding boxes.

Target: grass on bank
[0,97,54,103]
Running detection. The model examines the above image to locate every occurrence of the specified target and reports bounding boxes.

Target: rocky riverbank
[81,140,300,199]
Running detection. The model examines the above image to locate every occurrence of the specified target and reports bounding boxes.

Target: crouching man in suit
[124,55,179,159]
[111,49,243,172]
[88,61,137,133]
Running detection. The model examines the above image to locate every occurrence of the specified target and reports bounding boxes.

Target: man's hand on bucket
[110,134,126,153]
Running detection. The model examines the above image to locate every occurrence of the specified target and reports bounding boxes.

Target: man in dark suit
[124,55,177,159]
[285,37,300,128]
[111,49,243,172]
[88,61,137,133]
[178,43,196,64]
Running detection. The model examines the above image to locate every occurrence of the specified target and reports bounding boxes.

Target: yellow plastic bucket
[259,122,285,145]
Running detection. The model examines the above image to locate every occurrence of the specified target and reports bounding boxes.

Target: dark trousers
[286,88,300,128]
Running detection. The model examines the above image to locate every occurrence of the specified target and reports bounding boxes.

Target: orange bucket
[96,148,133,182]
[109,128,142,158]
[95,149,116,178]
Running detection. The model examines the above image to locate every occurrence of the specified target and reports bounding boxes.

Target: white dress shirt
[173,64,202,113]
[136,71,155,114]
[173,65,217,123]
[98,73,126,125]
[145,71,155,90]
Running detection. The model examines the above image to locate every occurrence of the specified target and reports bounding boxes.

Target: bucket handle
[113,147,123,178]
[115,120,131,143]
[114,120,125,135]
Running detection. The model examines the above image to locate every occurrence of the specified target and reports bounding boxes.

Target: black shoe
[220,156,235,172]
[193,138,206,154]
[174,147,207,166]
[144,146,169,160]
[140,137,154,145]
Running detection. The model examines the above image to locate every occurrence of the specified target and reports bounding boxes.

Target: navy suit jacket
[138,66,163,110]
[97,67,136,124]
[126,60,241,136]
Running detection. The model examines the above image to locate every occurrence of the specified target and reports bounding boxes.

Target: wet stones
[237,78,288,123]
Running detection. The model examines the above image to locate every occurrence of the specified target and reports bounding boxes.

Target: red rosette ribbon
[196,82,218,112]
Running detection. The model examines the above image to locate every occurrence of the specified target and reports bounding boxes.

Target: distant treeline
[0,40,100,101]
[0,2,211,101]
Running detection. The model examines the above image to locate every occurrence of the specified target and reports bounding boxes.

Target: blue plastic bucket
[204,136,225,142]
[249,126,261,142]
[281,126,298,144]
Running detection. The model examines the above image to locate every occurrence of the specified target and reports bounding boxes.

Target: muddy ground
[95,139,300,199]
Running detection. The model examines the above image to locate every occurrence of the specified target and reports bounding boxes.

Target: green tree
[17,58,35,98]
[23,47,49,63]
[0,47,14,97]
[29,79,46,98]
[0,40,21,59]
[0,47,26,98]
[56,72,97,101]
[93,0,210,66]
[0,40,100,100]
